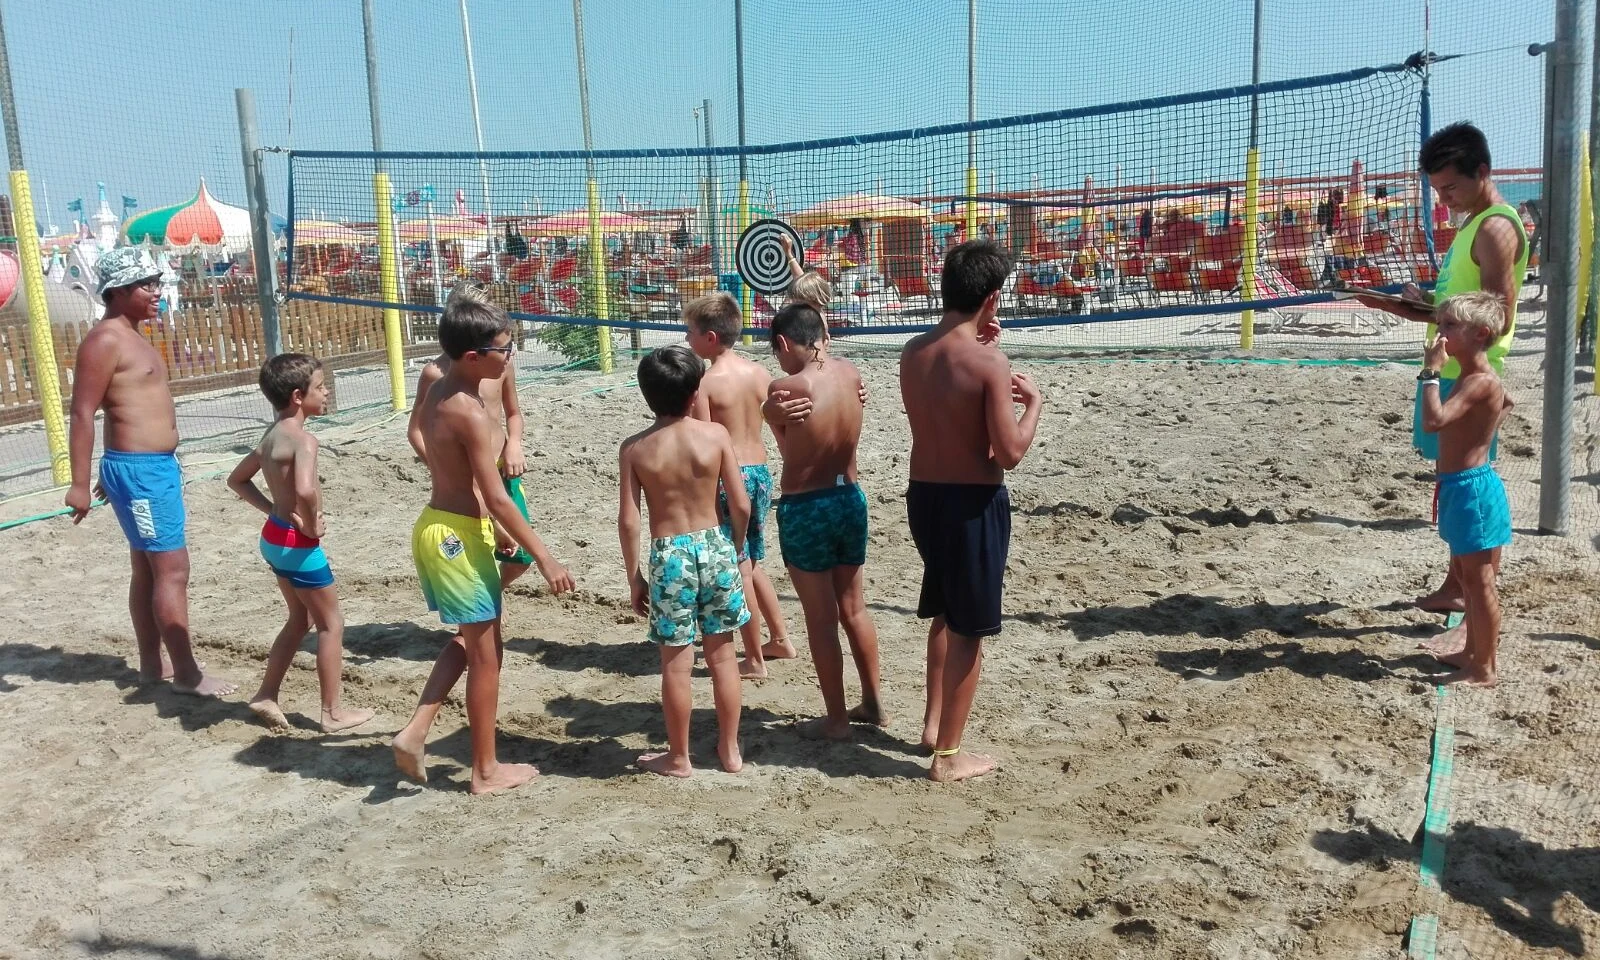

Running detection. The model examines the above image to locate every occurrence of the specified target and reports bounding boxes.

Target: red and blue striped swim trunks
[258,515,335,589]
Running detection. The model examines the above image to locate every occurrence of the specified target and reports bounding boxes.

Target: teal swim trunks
[495,475,535,566]
[718,463,772,562]
[776,481,868,573]
[647,526,751,646]
[1436,463,1512,556]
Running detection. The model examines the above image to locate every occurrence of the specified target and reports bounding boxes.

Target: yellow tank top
[1428,202,1529,378]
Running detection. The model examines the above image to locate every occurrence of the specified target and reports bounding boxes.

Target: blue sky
[0,0,1555,232]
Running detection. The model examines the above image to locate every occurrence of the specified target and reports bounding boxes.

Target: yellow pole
[11,171,68,483]
[965,165,979,239]
[1239,147,1261,350]
[585,178,614,373]
[372,172,406,409]
[738,179,752,345]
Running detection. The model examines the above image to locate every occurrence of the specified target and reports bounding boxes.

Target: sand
[0,351,1594,960]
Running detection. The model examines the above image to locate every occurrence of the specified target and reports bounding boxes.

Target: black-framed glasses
[134,277,163,291]
[475,344,515,356]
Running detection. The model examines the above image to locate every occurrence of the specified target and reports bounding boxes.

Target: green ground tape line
[1407,684,1457,960]
[0,499,104,532]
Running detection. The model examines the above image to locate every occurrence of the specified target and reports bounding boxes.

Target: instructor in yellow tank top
[1356,122,1528,615]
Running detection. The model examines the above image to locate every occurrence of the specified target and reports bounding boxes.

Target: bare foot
[761,638,798,660]
[738,660,769,681]
[919,721,938,754]
[637,751,693,778]
[1439,666,1496,687]
[391,733,428,784]
[471,762,539,795]
[320,706,375,734]
[172,673,237,698]
[796,717,852,741]
[1419,624,1467,656]
[848,702,890,727]
[929,750,998,782]
[1414,588,1466,614]
[141,655,205,683]
[718,743,743,774]
[1437,650,1474,669]
[248,697,290,730]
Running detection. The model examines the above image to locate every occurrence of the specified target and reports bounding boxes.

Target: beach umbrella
[121,179,257,253]
[527,210,654,236]
[789,193,924,228]
[398,215,489,244]
[292,220,371,245]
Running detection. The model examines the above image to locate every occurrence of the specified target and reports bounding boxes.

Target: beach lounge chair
[1254,262,1394,336]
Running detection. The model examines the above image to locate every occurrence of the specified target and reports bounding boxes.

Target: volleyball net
[285,61,1425,360]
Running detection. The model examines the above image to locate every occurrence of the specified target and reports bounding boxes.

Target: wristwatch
[1417,367,1440,382]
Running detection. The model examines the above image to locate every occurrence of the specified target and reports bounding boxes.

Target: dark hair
[438,283,512,359]
[940,240,1014,313]
[769,302,826,351]
[636,343,703,416]
[259,353,323,410]
[1420,122,1491,178]
[684,291,742,344]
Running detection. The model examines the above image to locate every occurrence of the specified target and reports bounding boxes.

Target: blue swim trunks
[1414,379,1499,462]
[259,515,335,589]
[98,450,186,552]
[647,526,750,646]
[718,463,772,562]
[1436,463,1512,556]
[776,481,868,573]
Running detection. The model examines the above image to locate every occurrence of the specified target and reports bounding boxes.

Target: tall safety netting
[287,63,1423,356]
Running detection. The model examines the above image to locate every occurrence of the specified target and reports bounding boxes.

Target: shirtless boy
[684,292,794,678]
[65,248,234,697]
[1415,292,1514,686]
[765,303,885,740]
[408,283,533,590]
[227,353,373,732]
[619,344,750,776]
[392,287,575,794]
[899,240,1041,782]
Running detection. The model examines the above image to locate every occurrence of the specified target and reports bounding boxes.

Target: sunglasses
[134,277,163,291]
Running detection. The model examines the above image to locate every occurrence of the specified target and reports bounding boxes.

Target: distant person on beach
[618,344,751,776]
[227,353,373,733]
[899,240,1042,782]
[1413,293,1514,686]
[1355,122,1527,616]
[763,303,886,740]
[65,248,236,698]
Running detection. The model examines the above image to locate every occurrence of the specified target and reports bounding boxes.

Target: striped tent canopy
[122,179,280,254]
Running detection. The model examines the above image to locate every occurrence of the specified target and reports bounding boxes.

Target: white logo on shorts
[130,499,157,540]
[439,534,464,561]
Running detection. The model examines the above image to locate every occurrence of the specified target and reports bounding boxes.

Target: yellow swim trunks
[412,506,502,625]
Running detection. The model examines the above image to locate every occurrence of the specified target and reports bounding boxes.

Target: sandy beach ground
[0,345,1594,959]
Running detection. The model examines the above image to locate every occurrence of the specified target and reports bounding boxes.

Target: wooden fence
[0,280,416,425]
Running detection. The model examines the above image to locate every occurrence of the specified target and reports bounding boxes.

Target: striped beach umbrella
[121,179,261,253]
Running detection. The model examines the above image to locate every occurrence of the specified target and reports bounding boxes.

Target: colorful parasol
[527,210,654,236]
[397,215,489,244]
[122,179,258,253]
[292,220,371,245]
[789,193,924,228]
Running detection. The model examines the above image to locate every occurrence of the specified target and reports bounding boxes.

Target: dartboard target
[736,218,803,296]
